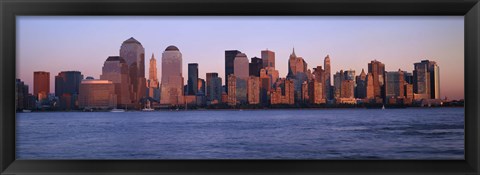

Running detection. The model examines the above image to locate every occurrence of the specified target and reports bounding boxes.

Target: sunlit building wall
[147,54,160,101]
[368,60,385,100]
[78,79,117,109]
[227,74,237,106]
[247,76,260,104]
[234,53,249,104]
[309,80,325,104]
[100,56,132,107]
[119,37,146,107]
[225,50,241,94]
[261,49,275,69]
[160,45,184,105]
[34,71,50,102]
[366,73,375,100]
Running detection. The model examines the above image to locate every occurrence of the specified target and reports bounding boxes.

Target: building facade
[356,69,367,99]
[34,71,50,102]
[206,73,222,104]
[413,60,440,99]
[227,74,237,106]
[119,37,146,108]
[413,61,430,100]
[78,79,117,109]
[249,57,263,77]
[234,53,249,104]
[247,76,260,104]
[385,70,405,101]
[147,54,160,101]
[187,63,199,95]
[308,80,325,104]
[160,45,184,106]
[55,71,83,110]
[368,60,385,100]
[100,56,132,108]
[225,50,241,93]
[324,55,332,100]
[261,49,275,68]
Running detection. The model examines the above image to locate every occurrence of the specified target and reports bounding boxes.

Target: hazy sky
[17,16,464,100]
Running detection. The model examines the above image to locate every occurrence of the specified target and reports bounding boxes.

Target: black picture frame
[1,0,479,174]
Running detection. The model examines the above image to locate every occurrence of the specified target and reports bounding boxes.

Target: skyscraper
[333,70,343,99]
[247,76,260,104]
[413,60,440,99]
[147,54,160,101]
[308,80,325,104]
[286,48,308,102]
[366,73,375,99]
[234,53,249,104]
[324,55,332,100]
[385,70,405,101]
[198,78,206,95]
[187,63,199,95]
[16,79,31,110]
[341,80,355,99]
[225,50,241,93]
[55,71,83,110]
[100,56,132,107]
[312,66,325,100]
[119,37,146,107]
[287,48,308,78]
[160,45,184,105]
[249,57,263,76]
[270,78,294,105]
[413,61,430,100]
[259,71,271,105]
[355,69,367,99]
[227,74,237,106]
[33,71,50,101]
[206,73,222,104]
[261,49,275,68]
[368,60,385,100]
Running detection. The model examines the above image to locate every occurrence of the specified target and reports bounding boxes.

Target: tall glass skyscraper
[261,49,275,69]
[206,73,222,103]
[119,37,146,108]
[368,60,385,100]
[55,71,83,110]
[413,60,440,99]
[234,52,249,104]
[160,45,183,105]
[225,50,241,94]
[187,63,199,95]
[324,55,332,100]
[100,56,132,107]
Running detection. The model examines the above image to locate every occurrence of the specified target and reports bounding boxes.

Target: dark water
[16,108,464,159]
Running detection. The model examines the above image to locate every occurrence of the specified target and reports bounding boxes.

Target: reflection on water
[16,108,464,159]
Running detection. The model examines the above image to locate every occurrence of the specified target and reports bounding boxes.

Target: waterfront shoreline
[16,106,465,113]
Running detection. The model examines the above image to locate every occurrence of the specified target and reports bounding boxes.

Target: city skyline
[17,16,464,100]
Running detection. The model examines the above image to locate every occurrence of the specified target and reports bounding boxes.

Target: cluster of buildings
[16,37,443,111]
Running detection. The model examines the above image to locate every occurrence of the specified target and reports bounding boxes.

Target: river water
[16,108,464,159]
